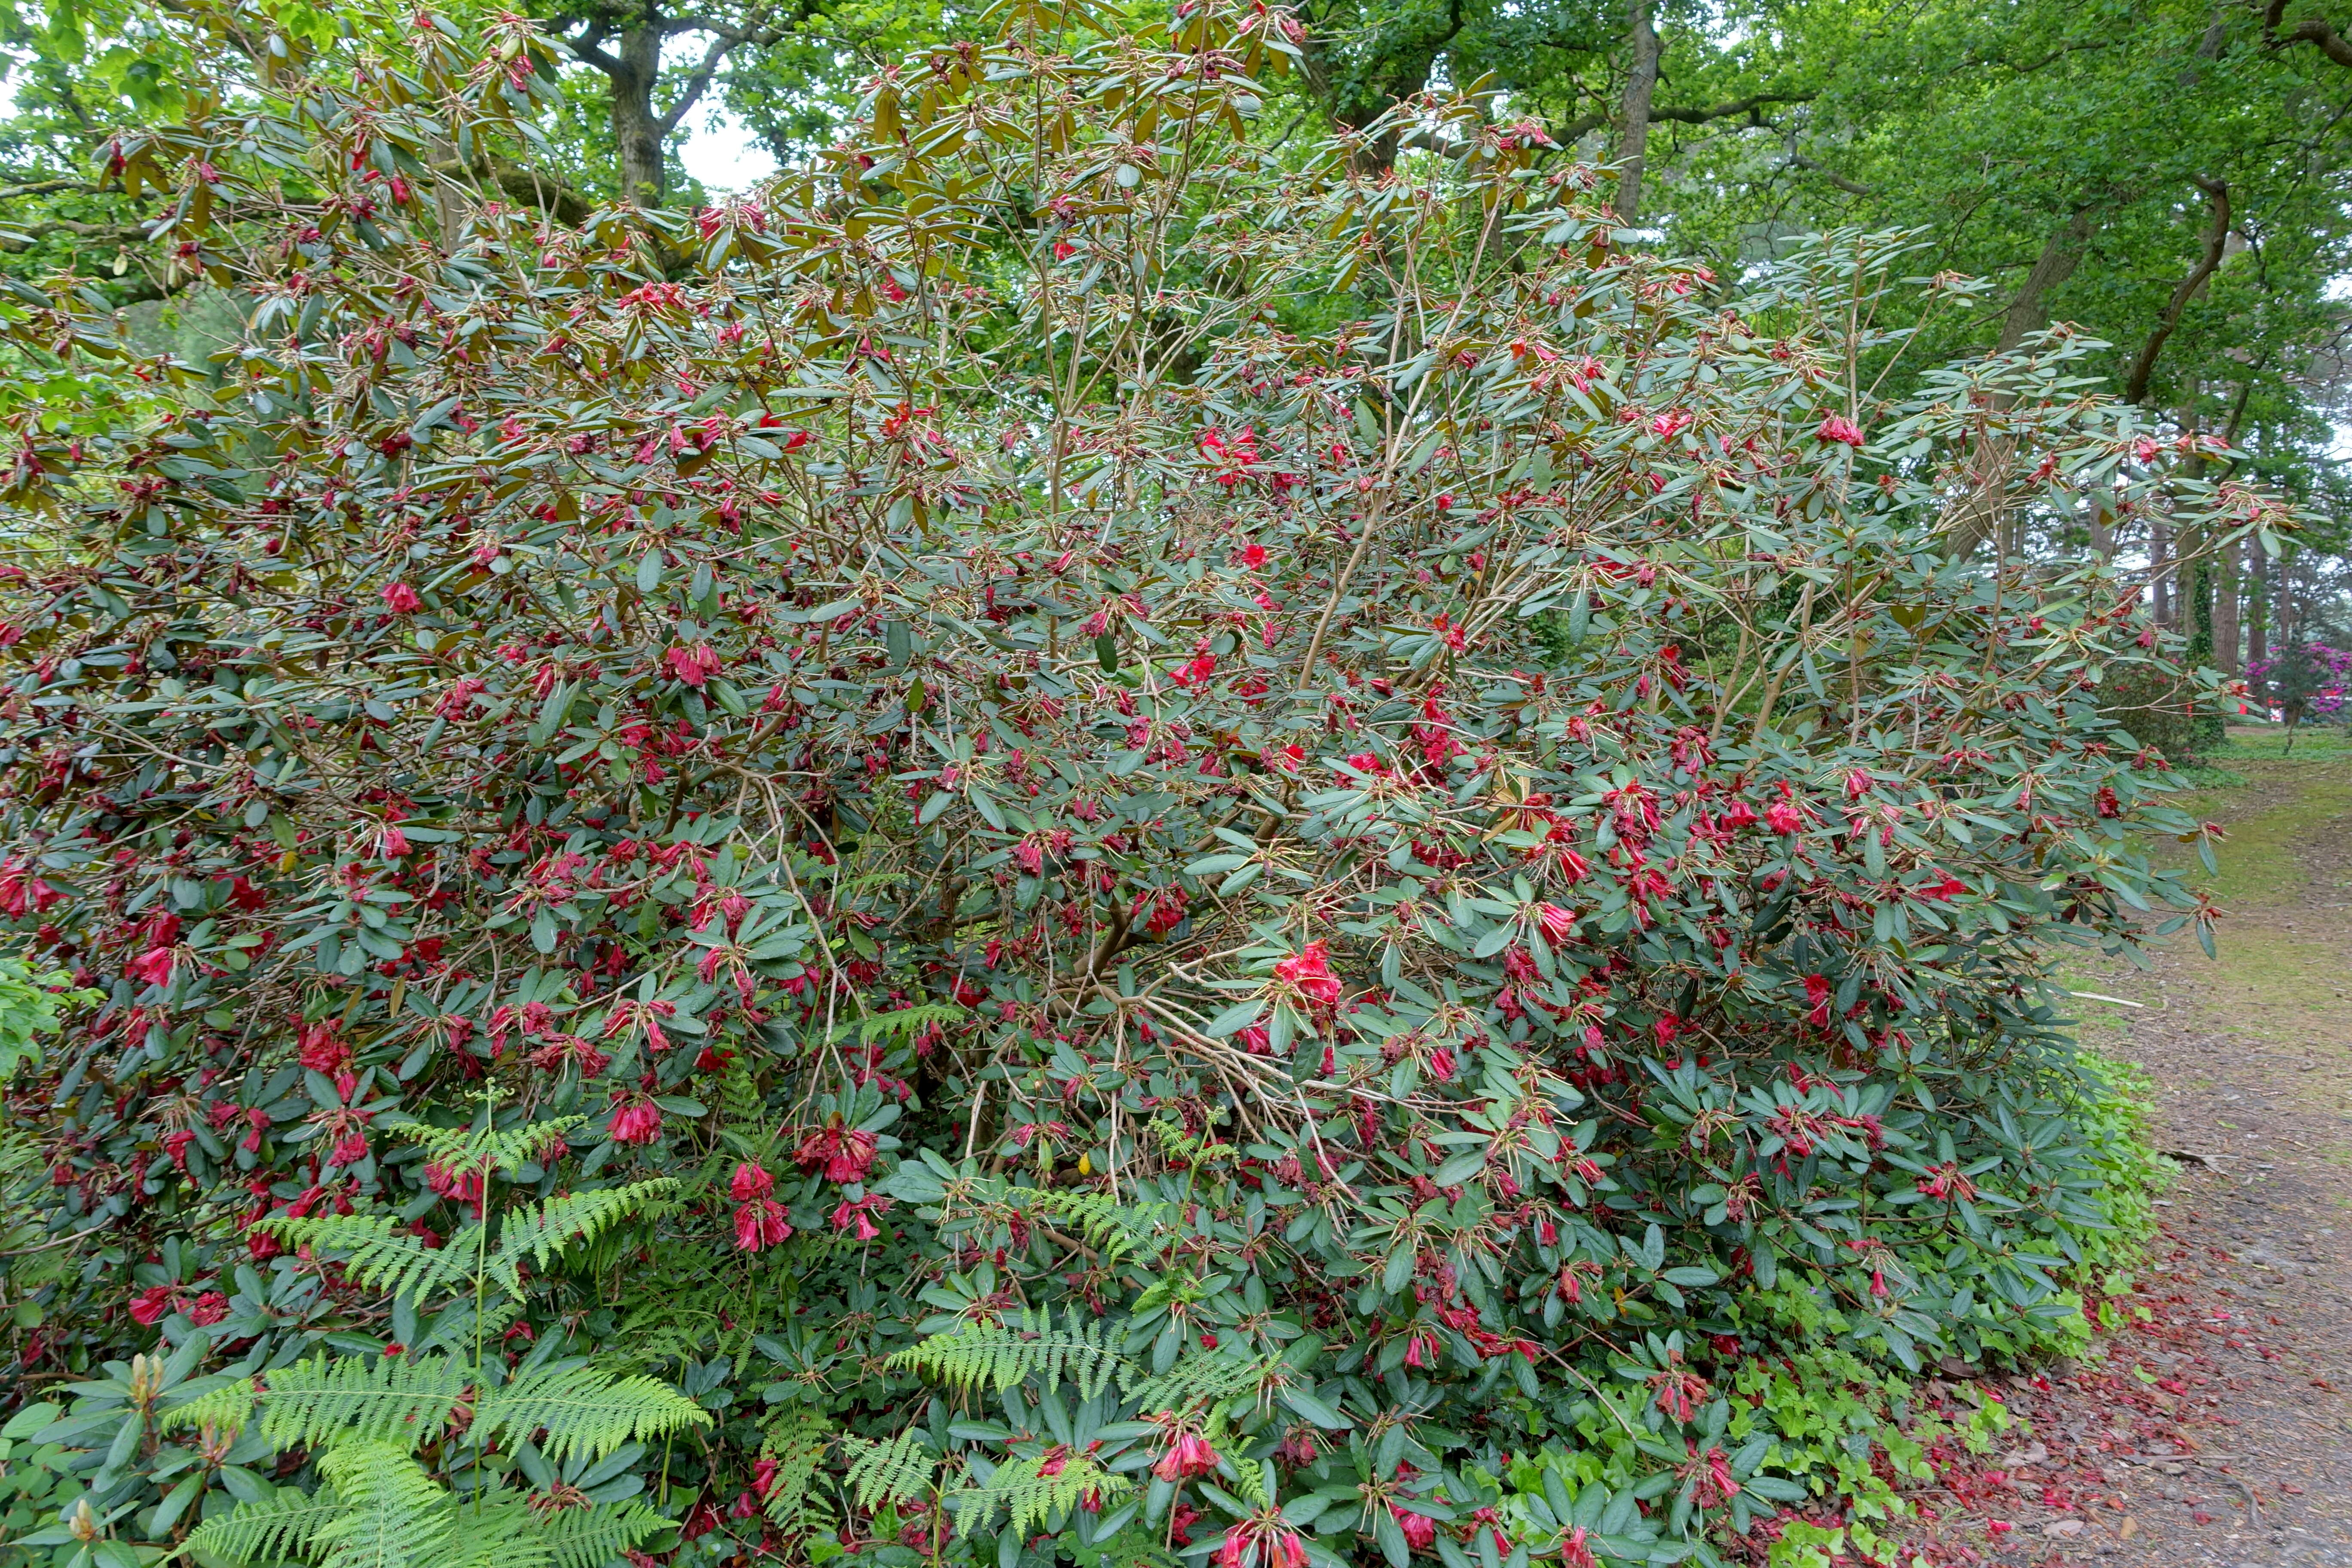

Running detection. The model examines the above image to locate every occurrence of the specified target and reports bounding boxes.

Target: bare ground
[1899,744,2352,1568]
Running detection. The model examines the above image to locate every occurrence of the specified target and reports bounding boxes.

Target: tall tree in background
[537,0,805,202]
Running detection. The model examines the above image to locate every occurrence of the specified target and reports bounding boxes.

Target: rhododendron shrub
[0,0,2288,1563]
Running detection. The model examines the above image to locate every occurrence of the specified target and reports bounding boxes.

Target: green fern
[1146,1117,1234,1169]
[249,1212,478,1306]
[187,1438,675,1568]
[759,1409,836,1536]
[474,1359,713,1464]
[1006,1186,1170,1264]
[1120,1349,1280,1416]
[952,1451,1127,1538]
[491,1182,678,1283]
[410,1293,524,1357]
[162,1353,467,1451]
[181,1481,345,1565]
[535,1498,678,1568]
[179,1092,702,1568]
[307,1442,470,1568]
[260,1180,676,1308]
[842,1429,941,1510]
[399,1109,587,1182]
[890,1306,1128,1400]
[192,1442,459,1568]
[830,1001,965,1045]
[602,1237,794,1370]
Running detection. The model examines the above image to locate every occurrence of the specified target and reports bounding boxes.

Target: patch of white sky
[676,104,779,193]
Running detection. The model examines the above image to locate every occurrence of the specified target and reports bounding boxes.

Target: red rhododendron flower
[793,1124,877,1183]
[297,1024,350,1074]
[1153,1430,1218,1481]
[1389,1506,1436,1552]
[665,643,721,687]
[380,581,423,612]
[730,1160,775,1200]
[1272,940,1341,1008]
[735,1197,791,1251]
[1816,414,1865,447]
[1648,1366,1709,1423]
[608,1099,663,1144]
[1217,1523,1309,1568]
[830,1195,887,1240]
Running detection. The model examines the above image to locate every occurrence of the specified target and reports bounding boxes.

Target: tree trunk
[2086,493,2113,558]
[2213,537,2242,675]
[1297,18,1455,179]
[1996,209,2095,353]
[609,22,668,205]
[2247,549,2268,694]
[1614,0,1660,222]
[2123,178,2230,405]
[1945,208,2097,560]
[2150,519,2172,625]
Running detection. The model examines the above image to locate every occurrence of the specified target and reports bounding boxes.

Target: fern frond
[889,1307,1128,1400]
[841,1430,940,1510]
[1229,1456,1272,1510]
[160,1375,260,1439]
[412,1294,524,1356]
[1008,1186,1170,1264]
[185,1482,346,1566]
[401,1113,585,1180]
[309,1441,459,1568]
[953,1453,1127,1538]
[760,1410,834,1534]
[490,1181,677,1286]
[257,1212,481,1305]
[1120,1350,1280,1416]
[830,1002,965,1044]
[475,1360,712,1465]
[533,1499,675,1568]
[231,1354,471,1455]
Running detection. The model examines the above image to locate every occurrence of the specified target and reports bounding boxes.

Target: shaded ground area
[1902,734,2352,1568]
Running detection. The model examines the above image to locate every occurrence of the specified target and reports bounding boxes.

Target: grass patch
[2204,723,2352,760]
[2144,757,2352,910]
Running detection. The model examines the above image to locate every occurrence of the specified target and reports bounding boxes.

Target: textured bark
[1995,209,2097,353]
[2265,0,2352,66]
[2214,537,2243,674]
[2122,178,2230,405]
[1943,208,2099,559]
[2087,494,2114,559]
[1788,153,1872,196]
[555,3,790,205]
[1615,0,1660,221]
[608,24,668,205]
[2247,550,2269,691]
[2151,519,2174,626]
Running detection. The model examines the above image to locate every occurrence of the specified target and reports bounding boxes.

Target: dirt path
[1902,740,2352,1568]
